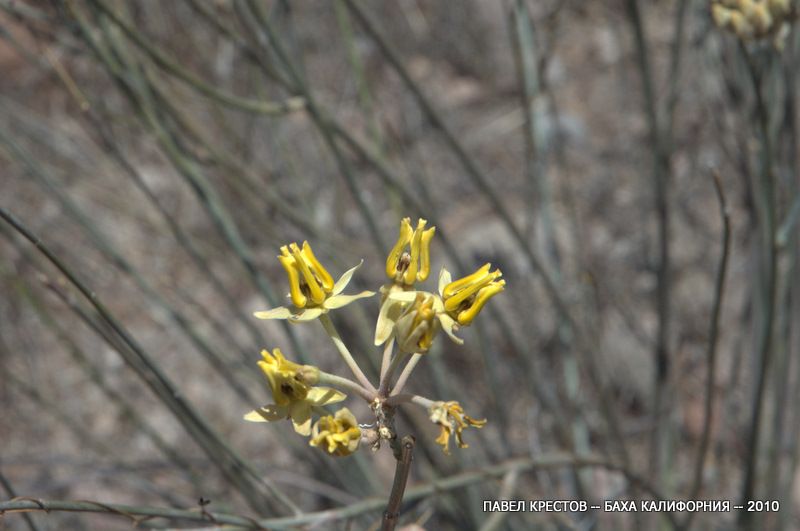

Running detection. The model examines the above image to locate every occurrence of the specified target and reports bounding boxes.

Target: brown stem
[381,435,415,531]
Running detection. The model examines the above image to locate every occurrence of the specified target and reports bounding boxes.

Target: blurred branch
[0,452,677,529]
[0,469,43,531]
[84,0,304,115]
[478,467,520,531]
[0,126,260,404]
[0,206,298,516]
[240,0,388,257]
[738,45,779,531]
[624,0,674,495]
[682,171,731,531]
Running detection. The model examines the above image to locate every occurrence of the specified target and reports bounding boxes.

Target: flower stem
[317,370,375,402]
[383,393,414,407]
[379,337,394,383]
[378,350,411,397]
[410,394,435,409]
[319,313,376,393]
[389,353,422,397]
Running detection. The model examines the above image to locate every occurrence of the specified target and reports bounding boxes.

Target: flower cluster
[711,0,796,48]
[376,217,505,354]
[243,349,345,437]
[245,218,503,456]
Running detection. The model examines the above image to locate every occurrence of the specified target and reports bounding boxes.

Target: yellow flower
[254,241,374,323]
[374,286,464,347]
[309,407,362,457]
[429,401,486,455]
[711,0,795,43]
[385,218,435,287]
[439,264,505,326]
[256,348,319,405]
[712,4,734,26]
[244,348,346,435]
[393,292,439,353]
[374,284,409,346]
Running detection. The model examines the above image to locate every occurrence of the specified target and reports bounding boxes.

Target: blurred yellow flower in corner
[710,0,796,48]
[244,348,346,435]
[254,241,374,323]
[429,401,486,455]
[309,407,362,456]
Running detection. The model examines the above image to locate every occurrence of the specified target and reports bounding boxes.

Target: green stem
[379,337,395,384]
[390,353,423,397]
[378,350,411,397]
[318,370,375,402]
[319,313,376,393]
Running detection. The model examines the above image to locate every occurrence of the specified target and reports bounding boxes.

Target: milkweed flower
[393,292,439,354]
[439,264,505,326]
[309,407,362,456]
[385,218,435,287]
[244,348,346,435]
[254,241,374,323]
[374,287,463,347]
[711,0,796,48]
[429,401,487,455]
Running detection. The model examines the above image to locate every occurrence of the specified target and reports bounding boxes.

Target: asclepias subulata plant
[244,217,504,507]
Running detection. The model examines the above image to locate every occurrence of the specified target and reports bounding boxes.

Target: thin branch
[379,338,395,385]
[0,469,43,531]
[319,314,377,393]
[378,350,410,397]
[738,44,779,531]
[389,353,423,397]
[624,0,673,495]
[0,206,298,516]
[0,453,678,529]
[317,370,375,402]
[381,435,415,531]
[682,171,732,531]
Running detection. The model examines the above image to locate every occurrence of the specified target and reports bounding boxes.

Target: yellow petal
[254,307,294,320]
[306,386,347,405]
[324,291,375,310]
[278,253,306,308]
[712,5,732,27]
[442,263,491,299]
[260,349,277,364]
[386,218,413,279]
[402,219,426,285]
[387,290,420,303]
[437,313,464,345]
[244,404,288,422]
[301,241,334,292]
[257,360,281,402]
[289,402,312,436]
[438,267,452,296]
[417,226,435,282]
[374,298,406,346]
[457,281,505,325]
[290,243,326,305]
[332,261,363,296]
[443,267,499,313]
[287,307,325,323]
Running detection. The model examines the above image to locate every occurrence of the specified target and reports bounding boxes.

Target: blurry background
[1,1,799,529]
